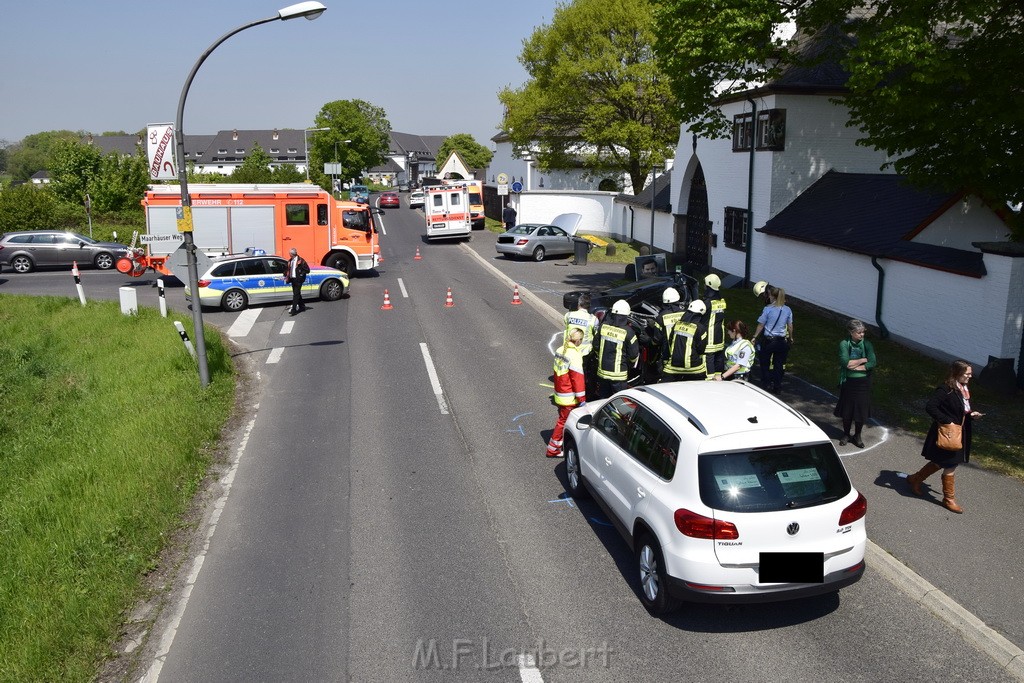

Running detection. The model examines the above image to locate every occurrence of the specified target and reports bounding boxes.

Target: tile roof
[758,171,987,277]
[618,170,672,211]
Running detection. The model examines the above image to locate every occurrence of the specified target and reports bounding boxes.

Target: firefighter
[647,287,687,384]
[595,299,640,399]
[703,274,727,379]
[564,292,599,399]
[661,299,709,381]
[546,326,587,458]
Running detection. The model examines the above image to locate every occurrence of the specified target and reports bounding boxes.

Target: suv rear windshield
[698,444,851,513]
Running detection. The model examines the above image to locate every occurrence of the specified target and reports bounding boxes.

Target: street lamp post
[303,127,329,181]
[173,1,326,387]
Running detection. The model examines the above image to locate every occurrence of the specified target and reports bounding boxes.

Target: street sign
[511,181,523,193]
[146,123,177,180]
[496,172,509,184]
[497,184,509,196]
[323,163,342,175]
[139,234,184,245]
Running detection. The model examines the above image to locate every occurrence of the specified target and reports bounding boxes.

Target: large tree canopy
[499,0,681,194]
[436,134,493,174]
[6,130,83,182]
[652,0,1023,234]
[310,100,391,189]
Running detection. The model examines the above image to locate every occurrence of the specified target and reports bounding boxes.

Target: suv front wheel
[11,255,34,273]
[636,534,680,616]
[94,252,115,270]
[221,289,248,312]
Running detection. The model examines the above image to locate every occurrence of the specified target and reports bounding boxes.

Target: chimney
[136,134,143,146]
[232,129,238,141]
[273,129,279,140]
[87,134,94,145]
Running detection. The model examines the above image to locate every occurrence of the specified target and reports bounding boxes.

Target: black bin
[573,238,591,265]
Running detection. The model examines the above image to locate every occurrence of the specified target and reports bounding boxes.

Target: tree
[0,184,59,232]
[652,0,1023,236]
[498,0,680,194]
[5,130,83,182]
[90,152,150,213]
[436,134,493,173]
[49,140,103,205]
[231,144,276,184]
[310,100,391,190]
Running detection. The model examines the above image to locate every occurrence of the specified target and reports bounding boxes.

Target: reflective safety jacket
[595,313,639,382]
[662,311,708,377]
[564,309,599,356]
[649,302,686,352]
[553,342,586,406]
[703,292,727,353]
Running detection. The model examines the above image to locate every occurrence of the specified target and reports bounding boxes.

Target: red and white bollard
[71,261,86,306]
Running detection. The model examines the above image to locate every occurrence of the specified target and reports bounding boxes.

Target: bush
[0,184,59,232]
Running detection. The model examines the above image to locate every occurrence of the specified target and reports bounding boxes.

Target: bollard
[173,321,197,359]
[71,261,86,306]
[157,278,168,317]
[118,286,138,315]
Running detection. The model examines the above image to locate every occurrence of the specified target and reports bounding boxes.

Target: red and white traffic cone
[444,287,455,308]
[510,284,523,305]
[414,247,422,260]
[380,289,394,310]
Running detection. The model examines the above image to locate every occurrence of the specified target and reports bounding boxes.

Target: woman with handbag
[907,359,984,513]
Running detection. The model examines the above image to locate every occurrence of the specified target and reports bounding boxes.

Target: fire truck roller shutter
[191,207,230,256]
[228,206,275,257]
[146,207,182,255]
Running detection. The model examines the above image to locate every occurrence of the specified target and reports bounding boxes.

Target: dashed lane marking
[266,347,284,364]
[226,308,261,338]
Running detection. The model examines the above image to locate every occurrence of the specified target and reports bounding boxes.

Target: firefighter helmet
[688,299,707,315]
[704,273,721,291]
[753,280,769,297]
[662,287,681,304]
[611,299,631,316]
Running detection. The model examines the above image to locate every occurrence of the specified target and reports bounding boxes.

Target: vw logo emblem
[786,522,800,536]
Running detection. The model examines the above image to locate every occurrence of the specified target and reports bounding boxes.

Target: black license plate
[759,552,824,583]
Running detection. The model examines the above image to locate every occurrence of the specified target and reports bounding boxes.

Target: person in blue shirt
[752,281,793,393]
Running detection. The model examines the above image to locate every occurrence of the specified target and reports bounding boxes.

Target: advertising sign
[147,124,177,180]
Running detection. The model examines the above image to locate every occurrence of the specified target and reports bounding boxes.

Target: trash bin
[573,238,591,266]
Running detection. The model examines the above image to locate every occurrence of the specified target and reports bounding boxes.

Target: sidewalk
[463,230,1024,679]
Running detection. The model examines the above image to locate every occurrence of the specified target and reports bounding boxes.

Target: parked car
[563,380,867,614]
[495,212,584,261]
[379,192,400,209]
[0,230,131,273]
[184,253,349,312]
[408,190,425,209]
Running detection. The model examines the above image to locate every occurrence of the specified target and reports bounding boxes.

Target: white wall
[508,190,617,235]
[915,196,1011,249]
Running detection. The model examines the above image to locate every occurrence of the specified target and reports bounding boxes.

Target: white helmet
[704,273,721,291]
[753,280,769,297]
[687,299,707,315]
[611,299,631,316]
[662,287,680,304]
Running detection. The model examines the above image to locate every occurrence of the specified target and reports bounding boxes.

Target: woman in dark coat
[907,359,983,513]
[834,319,876,448]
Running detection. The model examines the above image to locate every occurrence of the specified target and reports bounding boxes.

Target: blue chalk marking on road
[512,412,532,422]
[506,425,526,436]
[548,494,576,509]
[589,516,613,527]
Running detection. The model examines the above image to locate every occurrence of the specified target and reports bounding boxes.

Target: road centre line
[398,277,409,298]
[518,655,544,682]
[226,308,261,338]
[266,347,284,364]
[419,343,449,415]
[280,320,295,335]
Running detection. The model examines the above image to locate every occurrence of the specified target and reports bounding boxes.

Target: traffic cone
[414,247,422,260]
[511,284,523,305]
[444,287,455,308]
[380,289,394,310]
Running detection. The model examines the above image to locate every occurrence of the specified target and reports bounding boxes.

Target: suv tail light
[838,492,867,526]
[674,509,739,540]
[197,279,212,288]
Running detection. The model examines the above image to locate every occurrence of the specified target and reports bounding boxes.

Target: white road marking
[138,408,260,683]
[280,320,295,335]
[398,277,409,298]
[266,347,284,364]
[226,308,261,338]
[419,342,449,414]
[518,654,544,682]
[376,212,387,236]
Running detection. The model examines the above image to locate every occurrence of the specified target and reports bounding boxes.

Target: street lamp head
[278,1,327,21]
[343,139,352,143]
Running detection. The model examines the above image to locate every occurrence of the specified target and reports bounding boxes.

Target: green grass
[0,295,235,682]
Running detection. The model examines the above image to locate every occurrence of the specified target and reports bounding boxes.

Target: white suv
[563,380,866,615]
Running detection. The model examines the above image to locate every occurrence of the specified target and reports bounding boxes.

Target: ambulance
[130,183,381,277]
[424,182,472,240]
[444,178,484,229]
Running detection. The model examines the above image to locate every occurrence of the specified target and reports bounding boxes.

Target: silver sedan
[495,223,576,261]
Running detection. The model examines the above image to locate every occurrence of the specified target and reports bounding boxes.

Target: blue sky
[0,0,560,149]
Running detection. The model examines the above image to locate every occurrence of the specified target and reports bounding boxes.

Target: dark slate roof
[769,23,853,93]
[758,171,987,277]
[182,134,216,160]
[31,170,50,180]
[84,134,144,155]
[388,132,445,161]
[205,129,306,163]
[368,157,404,174]
[618,170,672,212]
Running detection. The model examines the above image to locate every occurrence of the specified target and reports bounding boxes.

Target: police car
[185,253,349,312]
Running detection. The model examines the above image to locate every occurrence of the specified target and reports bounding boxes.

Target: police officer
[595,299,640,398]
[661,299,709,381]
[564,292,599,399]
[702,274,727,379]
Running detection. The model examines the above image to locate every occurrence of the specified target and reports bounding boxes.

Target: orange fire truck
[122,183,381,277]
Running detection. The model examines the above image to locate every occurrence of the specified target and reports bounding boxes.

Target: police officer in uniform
[564,292,600,400]
[702,274,727,379]
[595,299,640,398]
[661,299,709,381]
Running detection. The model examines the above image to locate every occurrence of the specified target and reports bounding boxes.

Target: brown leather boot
[907,462,941,496]
[942,473,963,513]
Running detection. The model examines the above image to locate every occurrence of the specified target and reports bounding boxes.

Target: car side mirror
[575,413,594,429]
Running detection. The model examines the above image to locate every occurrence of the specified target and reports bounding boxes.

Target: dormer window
[287,148,298,154]
[270,148,280,154]
[733,109,786,152]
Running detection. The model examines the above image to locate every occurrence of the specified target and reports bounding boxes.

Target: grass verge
[0,294,234,682]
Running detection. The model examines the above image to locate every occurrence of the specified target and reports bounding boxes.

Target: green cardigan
[838,338,876,384]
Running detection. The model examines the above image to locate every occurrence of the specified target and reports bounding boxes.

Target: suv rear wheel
[636,534,680,616]
[94,252,114,270]
[221,288,248,312]
[325,252,355,276]
[564,437,589,500]
[11,255,34,273]
[320,278,344,301]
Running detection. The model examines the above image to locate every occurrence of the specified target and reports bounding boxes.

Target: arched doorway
[682,163,710,270]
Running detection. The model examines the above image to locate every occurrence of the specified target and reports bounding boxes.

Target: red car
[379,192,400,208]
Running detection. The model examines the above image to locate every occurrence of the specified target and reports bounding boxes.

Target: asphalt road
[2,198,1020,682]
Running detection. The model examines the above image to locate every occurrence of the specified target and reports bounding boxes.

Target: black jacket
[922,384,973,464]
